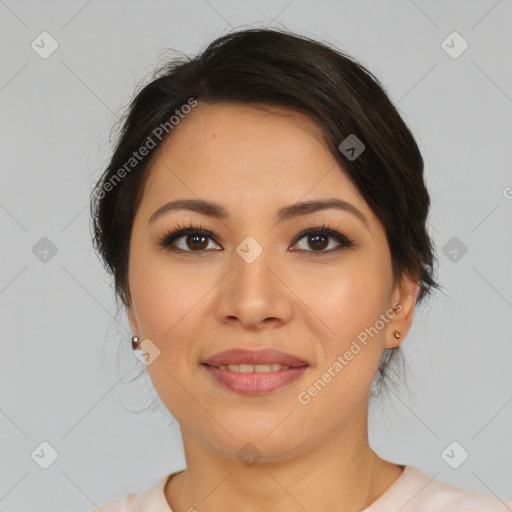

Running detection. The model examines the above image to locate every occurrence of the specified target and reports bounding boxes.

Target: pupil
[189,235,208,250]
[310,234,327,250]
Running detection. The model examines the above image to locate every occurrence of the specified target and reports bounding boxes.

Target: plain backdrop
[0,1,511,510]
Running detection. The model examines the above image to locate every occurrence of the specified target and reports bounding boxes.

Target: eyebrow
[148,198,369,229]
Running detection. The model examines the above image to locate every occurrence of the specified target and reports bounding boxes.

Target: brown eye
[184,234,209,250]
[291,227,354,255]
[159,225,354,255]
[306,233,329,251]
[159,228,221,252]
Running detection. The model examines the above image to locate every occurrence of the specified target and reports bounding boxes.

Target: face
[126,102,418,462]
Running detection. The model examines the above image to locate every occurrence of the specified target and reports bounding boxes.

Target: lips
[202,364,308,395]
[201,348,309,368]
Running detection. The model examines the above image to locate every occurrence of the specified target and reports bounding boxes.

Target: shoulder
[86,471,175,512]
[88,492,142,512]
[394,466,512,512]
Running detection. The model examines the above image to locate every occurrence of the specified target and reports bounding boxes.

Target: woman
[89,27,510,511]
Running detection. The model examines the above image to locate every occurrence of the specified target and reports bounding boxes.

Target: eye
[157,222,356,255]
[157,222,221,252]
[290,225,355,256]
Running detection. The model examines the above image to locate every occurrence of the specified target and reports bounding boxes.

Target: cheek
[295,256,391,344]
[128,257,211,423]
[322,282,388,341]
[129,249,213,341]
[294,274,390,420]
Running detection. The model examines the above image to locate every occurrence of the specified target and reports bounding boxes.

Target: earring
[132,335,141,350]
[393,330,401,340]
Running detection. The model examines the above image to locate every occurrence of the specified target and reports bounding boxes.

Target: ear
[384,273,420,349]
[125,287,140,336]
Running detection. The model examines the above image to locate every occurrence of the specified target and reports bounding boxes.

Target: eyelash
[157,221,356,257]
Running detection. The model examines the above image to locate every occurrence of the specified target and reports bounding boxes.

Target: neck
[165,405,403,512]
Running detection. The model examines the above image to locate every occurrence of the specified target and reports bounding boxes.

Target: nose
[214,243,294,330]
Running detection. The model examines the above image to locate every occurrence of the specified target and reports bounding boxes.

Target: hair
[90,26,441,400]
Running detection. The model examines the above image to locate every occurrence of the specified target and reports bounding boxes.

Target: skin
[126,102,420,512]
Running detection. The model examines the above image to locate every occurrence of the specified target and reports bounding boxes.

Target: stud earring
[393,330,401,340]
[131,335,141,350]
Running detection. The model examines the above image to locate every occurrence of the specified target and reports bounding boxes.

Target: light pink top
[90,465,512,511]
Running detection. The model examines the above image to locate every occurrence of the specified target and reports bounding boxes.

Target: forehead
[154,101,330,168]
[137,102,370,224]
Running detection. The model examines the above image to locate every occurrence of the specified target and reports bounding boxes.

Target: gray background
[1,0,511,510]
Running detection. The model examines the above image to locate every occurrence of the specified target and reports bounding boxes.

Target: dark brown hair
[90,26,440,395]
